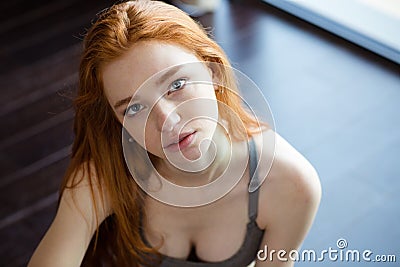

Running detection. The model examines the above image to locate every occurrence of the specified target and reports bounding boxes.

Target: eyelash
[123,78,188,117]
[168,78,187,95]
[124,103,144,117]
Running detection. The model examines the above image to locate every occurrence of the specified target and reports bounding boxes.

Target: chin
[182,148,202,161]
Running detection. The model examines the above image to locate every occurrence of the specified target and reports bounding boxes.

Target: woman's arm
[28,165,111,267]
[255,132,322,267]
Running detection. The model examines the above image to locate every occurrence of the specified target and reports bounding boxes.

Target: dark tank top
[139,138,265,266]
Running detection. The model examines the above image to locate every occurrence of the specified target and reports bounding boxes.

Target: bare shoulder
[61,160,112,229]
[252,130,322,230]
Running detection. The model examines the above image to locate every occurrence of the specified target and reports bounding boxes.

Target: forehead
[102,41,201,105]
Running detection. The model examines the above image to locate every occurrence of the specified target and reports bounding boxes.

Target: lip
[164,131,197,152]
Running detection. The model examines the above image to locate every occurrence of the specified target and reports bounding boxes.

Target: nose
[151,99,181,132]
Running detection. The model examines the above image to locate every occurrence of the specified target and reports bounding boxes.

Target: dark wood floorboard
[0,1,109,266]
[1,0,399,266]
[0,203,58,267]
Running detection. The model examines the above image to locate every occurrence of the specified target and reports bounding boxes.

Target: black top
[139,138,265,266]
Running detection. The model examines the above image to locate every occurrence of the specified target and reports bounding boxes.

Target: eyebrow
[114,95,135,110]
[113,65,183,110]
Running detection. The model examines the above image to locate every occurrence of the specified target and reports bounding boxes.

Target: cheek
[126,124,161,156]
[194,84,217,99]
[123,117,151,150]
[144,129,157,143]
[123,109,159,148]
[180,85,218,117]
[144,124,162,150]
[124,124,143,146]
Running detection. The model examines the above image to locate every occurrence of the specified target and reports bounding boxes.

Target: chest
[142,178,251,262]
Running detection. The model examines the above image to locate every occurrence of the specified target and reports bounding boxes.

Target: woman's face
[102,41,219,164]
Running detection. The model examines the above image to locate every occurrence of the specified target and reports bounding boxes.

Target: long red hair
[61,1,263,266]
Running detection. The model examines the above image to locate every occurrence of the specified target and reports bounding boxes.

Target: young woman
[28,1,321,266]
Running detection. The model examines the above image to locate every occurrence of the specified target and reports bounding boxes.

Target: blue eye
[125,103,144,117]
[168,78,187,94]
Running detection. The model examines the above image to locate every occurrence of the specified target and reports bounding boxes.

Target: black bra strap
[248,137,260,222]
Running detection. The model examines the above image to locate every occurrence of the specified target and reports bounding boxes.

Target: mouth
[164,131,197,152]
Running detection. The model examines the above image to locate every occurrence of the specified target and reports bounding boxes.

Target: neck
[155,128,231,187]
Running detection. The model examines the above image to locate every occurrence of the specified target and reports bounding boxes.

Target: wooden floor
[1,0,399,266]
